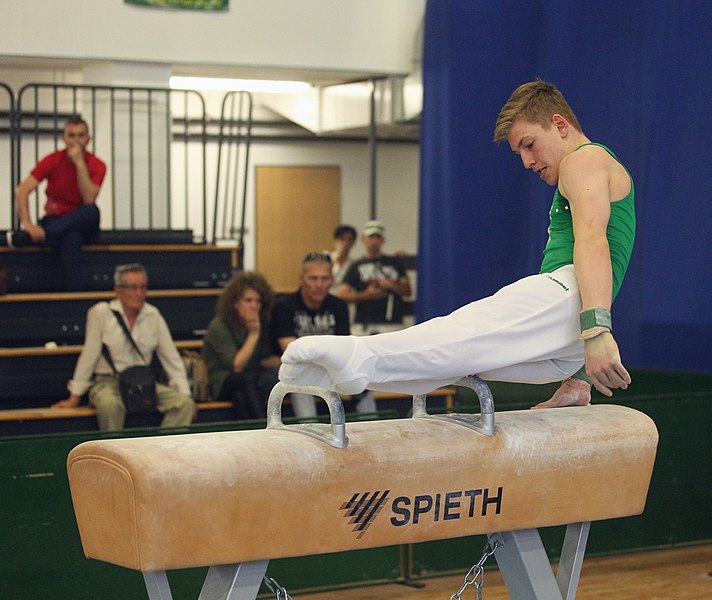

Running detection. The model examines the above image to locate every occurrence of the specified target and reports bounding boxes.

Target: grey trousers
[89,374,196,431]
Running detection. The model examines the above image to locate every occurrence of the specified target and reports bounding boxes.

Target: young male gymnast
[279,80,635,408]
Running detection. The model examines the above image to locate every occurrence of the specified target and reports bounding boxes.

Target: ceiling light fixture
[169,76,311,94]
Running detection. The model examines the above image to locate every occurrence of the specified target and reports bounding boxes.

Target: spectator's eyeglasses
[302,251,332,264]
[118,284,148,292]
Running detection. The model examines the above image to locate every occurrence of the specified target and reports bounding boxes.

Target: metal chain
[263,574,293,600]
[449,538,501,600]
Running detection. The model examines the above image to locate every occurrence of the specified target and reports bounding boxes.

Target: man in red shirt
[9,114,106,290]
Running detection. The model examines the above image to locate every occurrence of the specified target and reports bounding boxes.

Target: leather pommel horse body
[67,379,658,600]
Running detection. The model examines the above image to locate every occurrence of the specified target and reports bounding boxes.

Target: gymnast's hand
[584,331,631,397]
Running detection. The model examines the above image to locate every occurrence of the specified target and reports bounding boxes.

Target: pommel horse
[67,377,658,600]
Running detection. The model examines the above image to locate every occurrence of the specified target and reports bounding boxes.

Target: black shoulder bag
[101,310,158,414]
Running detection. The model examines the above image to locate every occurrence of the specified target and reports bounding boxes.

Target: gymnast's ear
[551,113,569,136]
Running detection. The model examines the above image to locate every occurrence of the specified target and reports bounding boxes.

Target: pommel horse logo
[340,490,391,539]
[341,487,504,539]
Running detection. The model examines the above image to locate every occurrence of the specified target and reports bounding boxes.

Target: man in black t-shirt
[338,220,412,334]
[271,252,376,418]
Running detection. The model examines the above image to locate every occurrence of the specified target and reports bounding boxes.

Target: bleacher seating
[0,243,237,293]
[0,388,456,436]
[0,241,448,436]
[0,340,203,408]
[0,82,270,434]
[0,401,240,435]
[0,242,234,433]
[0,289,219,347]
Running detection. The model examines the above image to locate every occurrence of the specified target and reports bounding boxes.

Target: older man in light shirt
[53,263,195,430]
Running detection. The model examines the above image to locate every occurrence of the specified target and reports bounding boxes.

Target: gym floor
[299,543,712,599]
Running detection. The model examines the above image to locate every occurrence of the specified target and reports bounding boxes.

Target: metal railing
[213,90,252,257]
[1,82,15,227]
[0,82,252,247]
[1,82,253,246]
[14,83,210,241]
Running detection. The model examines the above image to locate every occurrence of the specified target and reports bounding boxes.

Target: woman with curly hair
[201,271,280,419]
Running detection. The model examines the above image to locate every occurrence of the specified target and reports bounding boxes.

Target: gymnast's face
[300,261,333,309]
[507,116,568,186]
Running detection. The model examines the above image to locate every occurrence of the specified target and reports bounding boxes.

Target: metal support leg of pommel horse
[490,521,591,600]
[144,560,269,600]
[141,526,590,600]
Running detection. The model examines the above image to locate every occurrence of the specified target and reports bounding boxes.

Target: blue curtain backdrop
[417,0,712,372]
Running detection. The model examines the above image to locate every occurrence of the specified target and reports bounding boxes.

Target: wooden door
[256,166,340,291]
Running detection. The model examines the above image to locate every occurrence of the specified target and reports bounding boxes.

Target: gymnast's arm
[560,148,631,397]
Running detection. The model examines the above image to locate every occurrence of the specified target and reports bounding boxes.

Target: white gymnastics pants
[279,265,586,395]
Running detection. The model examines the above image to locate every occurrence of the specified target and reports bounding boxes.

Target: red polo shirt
[31,149,107,217]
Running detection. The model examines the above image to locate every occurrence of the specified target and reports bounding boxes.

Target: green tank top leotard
[539,143,635,301]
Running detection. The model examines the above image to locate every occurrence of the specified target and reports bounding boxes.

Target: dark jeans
[218,370,274,420]
[40,204,100,291]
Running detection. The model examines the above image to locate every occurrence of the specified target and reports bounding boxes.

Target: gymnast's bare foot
[533,377,591,409]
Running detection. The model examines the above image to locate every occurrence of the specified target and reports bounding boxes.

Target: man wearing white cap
[337,220,412,335]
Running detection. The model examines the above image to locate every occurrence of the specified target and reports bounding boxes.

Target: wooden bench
[0,243,238,257]
[0,402,234,423]
[0,340,206,405]
[364,387,457,411]
[0,339,203,360]
[0,389,457,424]
[0,291,218,347]
[0,243,239,293]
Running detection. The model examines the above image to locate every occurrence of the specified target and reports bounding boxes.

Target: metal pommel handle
[455,375,495,433]
[412,375,495,436]
[266,382,348,448]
